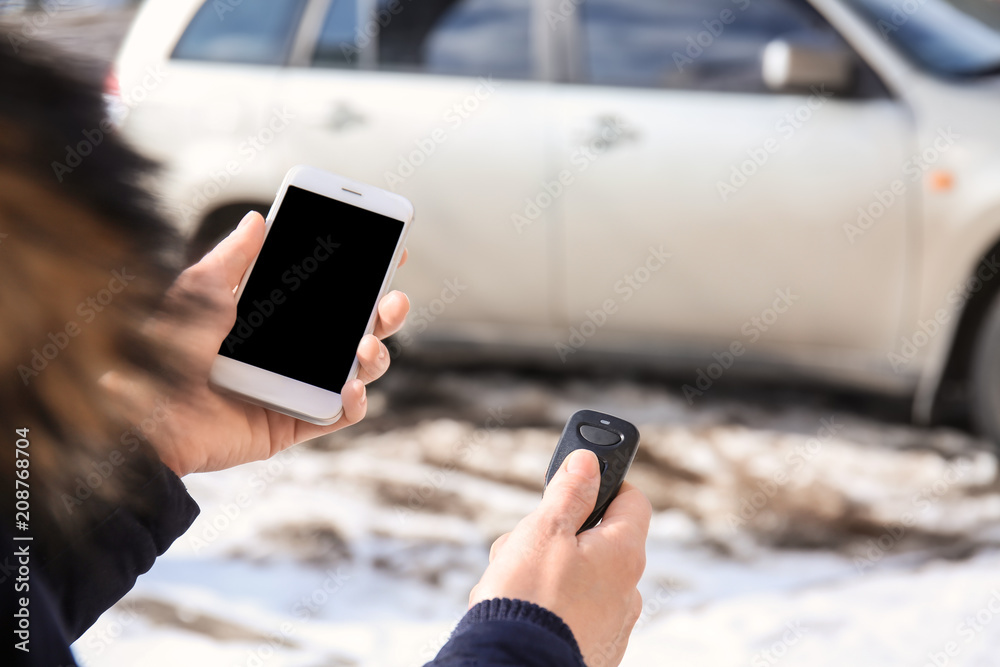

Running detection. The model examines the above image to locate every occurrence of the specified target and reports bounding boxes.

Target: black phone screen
[219,185,404,392]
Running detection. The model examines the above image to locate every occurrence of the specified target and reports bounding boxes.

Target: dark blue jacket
[4,461,584,667]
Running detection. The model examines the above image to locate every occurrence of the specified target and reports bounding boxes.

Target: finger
[536,449,601,536]
[338,378,367,427]
[400,248,408,267]
[199,211,266,290]
[627,588,643,630]
[355,334,389,384]
[290,376,369,444]
[598,482,651,536]
[591,482,652,558]
[489,533,510,563]
[373,291,410,339]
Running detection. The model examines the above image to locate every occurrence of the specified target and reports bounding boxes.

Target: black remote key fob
[543,410,640,533]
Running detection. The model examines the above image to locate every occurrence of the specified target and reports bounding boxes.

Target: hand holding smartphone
[209,166,413,425]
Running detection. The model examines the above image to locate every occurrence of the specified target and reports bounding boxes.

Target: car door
[275,0,556,342]
[119,0,307,231]
[550,0,912,370]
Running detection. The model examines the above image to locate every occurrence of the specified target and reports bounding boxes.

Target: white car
[112,0,1000,443]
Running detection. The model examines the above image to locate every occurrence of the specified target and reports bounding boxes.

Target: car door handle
[581,114,637,151]
[326,102,365,131]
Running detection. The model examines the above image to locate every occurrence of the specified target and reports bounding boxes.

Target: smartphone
[209,165,413,425]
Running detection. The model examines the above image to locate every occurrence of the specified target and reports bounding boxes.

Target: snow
[72,368,1000,666]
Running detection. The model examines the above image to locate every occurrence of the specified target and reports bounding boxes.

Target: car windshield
[843,0,1000,77]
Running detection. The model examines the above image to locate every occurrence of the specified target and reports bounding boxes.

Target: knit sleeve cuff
[459,597,582,653]
[427,597,585,667]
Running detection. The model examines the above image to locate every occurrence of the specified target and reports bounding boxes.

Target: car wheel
[187,203,267,264]
[970,290,1000,445]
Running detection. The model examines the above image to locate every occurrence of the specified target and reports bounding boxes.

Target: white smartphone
[209,165,413,425]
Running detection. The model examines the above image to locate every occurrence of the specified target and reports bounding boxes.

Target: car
[111,0,1000,444]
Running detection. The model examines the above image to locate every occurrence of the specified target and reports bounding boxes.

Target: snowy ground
[72,365,1000,667]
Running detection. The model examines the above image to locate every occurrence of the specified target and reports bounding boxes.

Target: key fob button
[579,424,622,446]
[544,410,640,533]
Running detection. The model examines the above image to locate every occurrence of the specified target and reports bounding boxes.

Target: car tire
[970,290,1000,445]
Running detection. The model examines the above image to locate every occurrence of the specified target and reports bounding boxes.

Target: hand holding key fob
[544,410,640,533]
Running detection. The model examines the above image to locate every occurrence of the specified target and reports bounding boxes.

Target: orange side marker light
[928,170,954,192]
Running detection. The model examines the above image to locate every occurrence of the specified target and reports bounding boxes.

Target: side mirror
[762,33,856,95]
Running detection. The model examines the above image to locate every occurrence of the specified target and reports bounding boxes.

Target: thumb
[537,449,601,535]
[202,211,266,289]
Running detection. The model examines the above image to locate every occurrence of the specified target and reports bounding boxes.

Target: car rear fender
[914,178,1000,424]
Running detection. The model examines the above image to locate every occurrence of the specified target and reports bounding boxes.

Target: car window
[313,0,362,68]
[172,0,308,66]
[844,0,1000,77]
[376,0,533,79]
[579,0,841,92]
